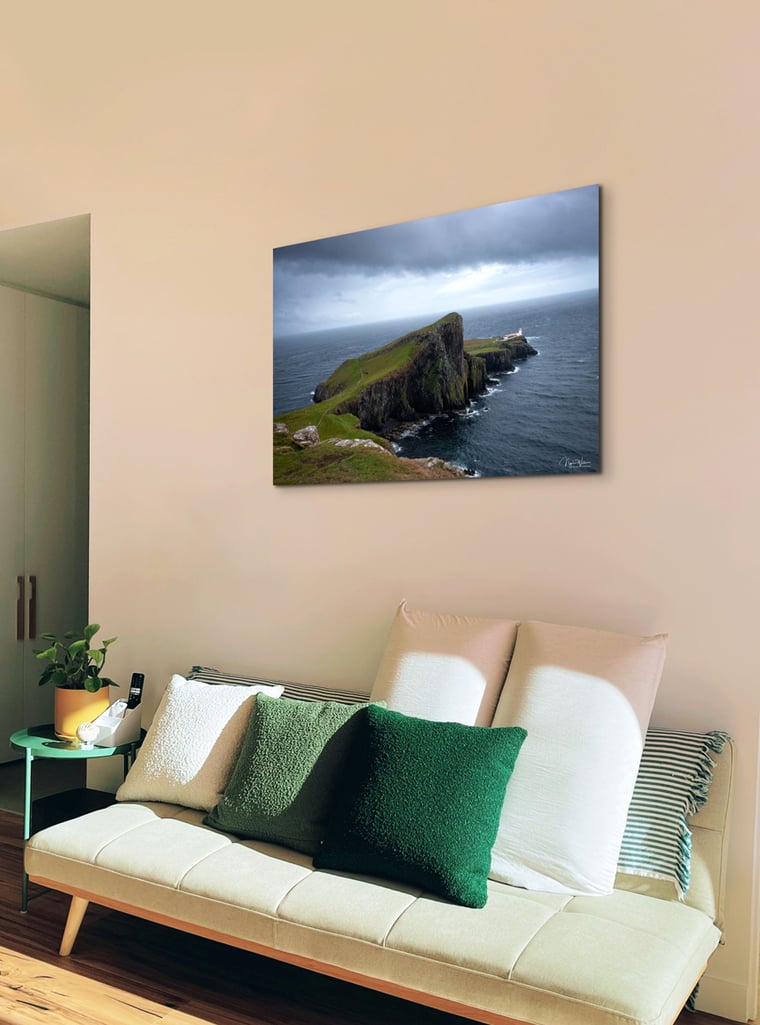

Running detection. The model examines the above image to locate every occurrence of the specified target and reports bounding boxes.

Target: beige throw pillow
[370,600,518,726]
[490,620,667,895]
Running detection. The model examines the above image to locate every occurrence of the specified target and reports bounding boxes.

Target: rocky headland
[463,329,537,400]
[313,313,468,432]
[313,313,536,434]
[273,312,537,485]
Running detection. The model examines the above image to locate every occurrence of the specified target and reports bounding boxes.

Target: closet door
[0,286,26,744]
[23,295,90,728]
[0,287,89,759]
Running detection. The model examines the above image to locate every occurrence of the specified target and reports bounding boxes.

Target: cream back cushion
[117,674,283,811]
[490,620,667,895]
[370,600,518,726]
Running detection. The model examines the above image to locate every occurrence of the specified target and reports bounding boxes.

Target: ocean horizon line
[274,285,599,345]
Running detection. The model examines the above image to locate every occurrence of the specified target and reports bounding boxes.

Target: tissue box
[93,699,142,746]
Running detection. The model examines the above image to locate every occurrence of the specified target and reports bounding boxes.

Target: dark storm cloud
[275,185,599,277]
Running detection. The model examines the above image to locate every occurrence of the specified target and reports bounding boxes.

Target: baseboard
[696,974,753,1022]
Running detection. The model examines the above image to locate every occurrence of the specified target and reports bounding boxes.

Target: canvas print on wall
[273,184,599,486]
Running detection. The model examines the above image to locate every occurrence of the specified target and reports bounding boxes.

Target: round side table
[10,724,137,911]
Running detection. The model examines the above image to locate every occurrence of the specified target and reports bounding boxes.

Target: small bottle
[126,673,145,709]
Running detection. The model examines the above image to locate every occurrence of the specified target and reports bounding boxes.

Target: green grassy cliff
[273,315,536,486]
[313,312,466,431]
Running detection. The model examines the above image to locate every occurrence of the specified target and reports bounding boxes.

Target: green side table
[10,724,137,912]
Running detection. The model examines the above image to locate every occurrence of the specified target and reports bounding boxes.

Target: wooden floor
[0,810,732,1025]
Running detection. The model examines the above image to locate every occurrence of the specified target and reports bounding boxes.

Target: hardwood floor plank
[0,951,210,1025]
[0,810,733,1025]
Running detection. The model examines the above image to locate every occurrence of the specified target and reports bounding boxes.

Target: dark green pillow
[313,705,527,908]
[204,694,372,854]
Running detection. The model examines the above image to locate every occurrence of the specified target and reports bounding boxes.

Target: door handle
[16,576,25,640]
[28,575,37,640]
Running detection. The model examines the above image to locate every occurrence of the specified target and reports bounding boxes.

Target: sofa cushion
[25,800,723,1025]
[490,620,666,895]
[116,674,283,812]
[369,600,518,726]
[314,704,527,908]
[204,694,373,854]
[616,728,730,898]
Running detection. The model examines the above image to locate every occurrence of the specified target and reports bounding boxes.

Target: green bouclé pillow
[204,694,372,854]
[313,705,527,908]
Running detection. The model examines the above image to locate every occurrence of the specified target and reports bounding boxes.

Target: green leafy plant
[35,624,118,692]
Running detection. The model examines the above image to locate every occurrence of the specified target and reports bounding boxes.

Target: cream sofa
[25,671,733,1025]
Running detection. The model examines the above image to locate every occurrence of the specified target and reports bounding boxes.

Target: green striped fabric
[617,728,730,897]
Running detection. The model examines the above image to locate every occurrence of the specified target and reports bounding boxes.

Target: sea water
[273,288,599,478]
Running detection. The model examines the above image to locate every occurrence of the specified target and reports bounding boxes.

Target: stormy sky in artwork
[274,184,599,337]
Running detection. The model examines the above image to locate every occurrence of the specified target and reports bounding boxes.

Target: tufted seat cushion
[26,802,720,1025]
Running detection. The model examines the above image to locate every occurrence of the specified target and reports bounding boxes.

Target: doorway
[0,214,90,760]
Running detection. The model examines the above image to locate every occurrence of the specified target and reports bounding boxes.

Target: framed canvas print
[273,184,599,486]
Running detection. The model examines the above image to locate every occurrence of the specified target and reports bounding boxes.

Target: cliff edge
[464,331,538,396]
[313,313,468,432]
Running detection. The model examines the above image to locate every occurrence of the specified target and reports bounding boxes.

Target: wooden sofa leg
[60,896,89,956]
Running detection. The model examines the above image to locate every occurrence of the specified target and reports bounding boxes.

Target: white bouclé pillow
[370,600,519,726]
[116,674,284,811]
[489,620,667,895]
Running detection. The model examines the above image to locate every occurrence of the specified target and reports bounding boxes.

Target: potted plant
[36,624,118,740]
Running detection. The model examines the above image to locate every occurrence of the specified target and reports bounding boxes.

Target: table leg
[21,749,33,912]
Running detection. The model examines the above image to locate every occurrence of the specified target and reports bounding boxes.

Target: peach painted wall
[2,2,758,1019]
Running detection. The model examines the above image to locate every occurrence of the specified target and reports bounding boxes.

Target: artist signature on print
[559,455,592,471]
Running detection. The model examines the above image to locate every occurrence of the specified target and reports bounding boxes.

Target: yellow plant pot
[54,687,112,741]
